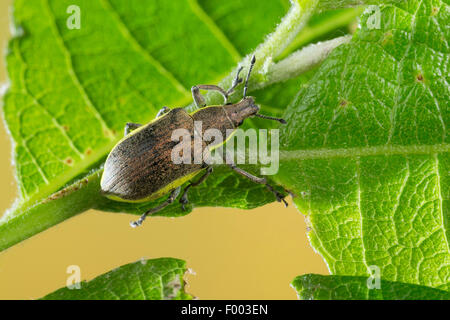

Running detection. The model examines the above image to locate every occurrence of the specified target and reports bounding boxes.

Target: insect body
[100,56,288,227]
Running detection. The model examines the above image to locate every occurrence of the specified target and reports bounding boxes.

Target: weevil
[100,56,288,227]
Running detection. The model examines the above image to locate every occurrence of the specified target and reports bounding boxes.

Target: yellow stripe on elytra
[103,169,204,203]
[103,105,237,203]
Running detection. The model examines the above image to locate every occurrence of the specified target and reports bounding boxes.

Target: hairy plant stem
[187,0,321,111]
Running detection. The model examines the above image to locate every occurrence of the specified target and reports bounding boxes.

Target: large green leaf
[41,258,193,300]
[3,0,445,300]
[292,274,450,300]
[3,0,288,209]
[281,0,449,292]
[1,0,358,251]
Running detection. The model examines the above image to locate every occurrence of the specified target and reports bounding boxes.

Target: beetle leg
[156,106,170,118]
[226,66,244,96]
[191,86,206,108]
[192,85,228,106]
[227,163,288,207]
[253,113,287,124]
[179,166,213,210]
[130,187,181,228]
[124,122,142,136]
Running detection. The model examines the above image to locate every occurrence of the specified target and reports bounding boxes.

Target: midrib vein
[280,144,450,161]
[435,153,450,256]
[356,157,370,271]
[43,0,114,138]
[100,0,190,97]
[187,0,242,63]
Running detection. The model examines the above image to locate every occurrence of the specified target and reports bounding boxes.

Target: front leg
[190,61,246,108]
[192,85,228,107]
[124,122,142,136]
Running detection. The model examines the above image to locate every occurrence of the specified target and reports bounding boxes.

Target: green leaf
[41,258,193,300]
[292,274,450,300]
[279,0,450,291]
[317,0,404,11]
[2,0,345,251]
[278,7,364,60]
[4,0,287,210]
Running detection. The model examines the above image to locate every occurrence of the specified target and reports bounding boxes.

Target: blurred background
[0,0,328,299]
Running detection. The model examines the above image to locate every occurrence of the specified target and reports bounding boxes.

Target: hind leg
[227,163,287,206]
[179,167,213,210]
[130,187,181,228]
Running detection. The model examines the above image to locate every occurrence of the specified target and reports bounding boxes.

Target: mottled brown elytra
[100,56,288,227]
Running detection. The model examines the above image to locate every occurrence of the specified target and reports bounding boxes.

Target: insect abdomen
[100,108,203,202]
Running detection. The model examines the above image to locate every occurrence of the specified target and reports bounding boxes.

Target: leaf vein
[356,157,370,272]
[280,144,450,161]
[187,0,242,63]
[100,0,191,97]
[434,153,450,260]
[43,0,115,138]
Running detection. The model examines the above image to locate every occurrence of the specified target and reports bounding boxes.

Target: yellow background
[0,0,328,300]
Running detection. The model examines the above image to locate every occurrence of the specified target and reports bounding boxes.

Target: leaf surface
[4,0,288,208]
[281,0,450,291]
[292,274,450,299]
[2,0,345,250]
[41,258,192,300]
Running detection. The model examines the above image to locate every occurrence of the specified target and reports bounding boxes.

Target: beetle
[100,56,288,227]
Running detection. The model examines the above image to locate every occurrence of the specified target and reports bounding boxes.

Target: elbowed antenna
[239,55,287,125]
[243,55,256,98]
[253,113,287,124]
